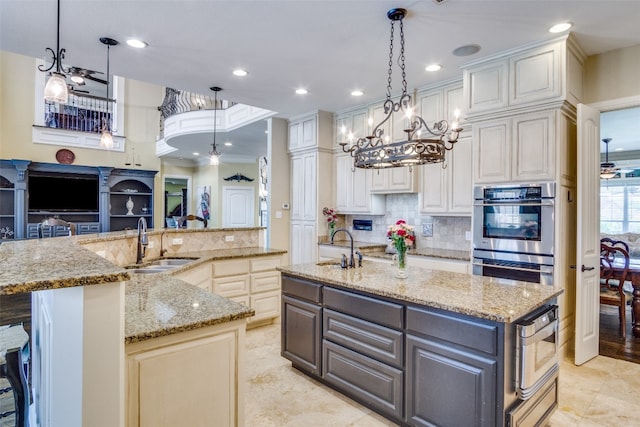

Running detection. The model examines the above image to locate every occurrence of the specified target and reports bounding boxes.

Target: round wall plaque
[55,148,76,164]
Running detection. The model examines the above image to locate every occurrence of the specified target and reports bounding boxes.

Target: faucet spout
[136,217,148,264]
[330,228,356,268]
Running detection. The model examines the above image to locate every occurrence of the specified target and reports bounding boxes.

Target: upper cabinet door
[448,136,473,214]
[473,119,510,183]
[509,43,562,107]
[288,122,301,151]
[463,61,508,116]
[511,110,555,181]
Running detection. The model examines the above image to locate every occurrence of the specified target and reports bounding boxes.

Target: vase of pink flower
[323,207,338,238]
[387,220,415,279]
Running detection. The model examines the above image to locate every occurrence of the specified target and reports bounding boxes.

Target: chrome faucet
[331,227,357,268]
[136,217,148,264]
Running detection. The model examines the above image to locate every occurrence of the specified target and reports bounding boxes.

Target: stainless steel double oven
[472,182,555,285]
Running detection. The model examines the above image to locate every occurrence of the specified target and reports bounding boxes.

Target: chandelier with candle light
[340,8,462,169]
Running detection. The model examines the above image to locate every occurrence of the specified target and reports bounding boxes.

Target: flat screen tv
[29,174,99,212]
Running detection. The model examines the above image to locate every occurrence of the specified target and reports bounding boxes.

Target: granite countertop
[320,241,470,262]
[123,247,286,343]
[124,274,254,344]
[0,236,285,342]
[278,261,562,323]
[0,238,130,295]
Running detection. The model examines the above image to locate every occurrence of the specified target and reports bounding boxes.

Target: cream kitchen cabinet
[290,221,317,264]
[289,111,333,265]
[335,108,368,147]
[291,152,317,221]
[463,37,583,118]
[417,82,464,132]
[473,110,555,184]
[370,166,418,193]
[420,136,472,215]
[125,320,246,427]
[212,256,282,327]
[173,261,212,291]
[335,154,385,214]
[288,115,316,151]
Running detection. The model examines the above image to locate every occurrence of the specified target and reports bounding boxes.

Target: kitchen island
[0,228,286,427]
[278,261,563,427]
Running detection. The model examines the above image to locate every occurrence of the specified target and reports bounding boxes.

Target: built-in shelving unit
[0,175,16,240]
[0,160,157,237]
[109,170,156,231]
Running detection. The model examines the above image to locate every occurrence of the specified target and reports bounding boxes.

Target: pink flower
[396,220,406,225]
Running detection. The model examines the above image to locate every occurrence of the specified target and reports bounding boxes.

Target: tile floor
[245,323,640,427]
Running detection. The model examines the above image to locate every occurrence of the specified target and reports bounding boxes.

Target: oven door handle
[472,261,552,275]
[519,319,558,346]
[473,201,554,207]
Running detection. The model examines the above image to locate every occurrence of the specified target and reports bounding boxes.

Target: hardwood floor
[599,304,640,363]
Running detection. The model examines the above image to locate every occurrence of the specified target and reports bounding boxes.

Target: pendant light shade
[209,86,222,166]
[39,0,69,104]
[43,71,69,104]
[600,138,620,179]
[99,37,118,149]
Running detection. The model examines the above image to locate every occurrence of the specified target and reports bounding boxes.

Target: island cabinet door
[281,295,322,375]
[405,334,498,427]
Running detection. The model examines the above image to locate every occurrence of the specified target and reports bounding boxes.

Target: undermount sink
[128,268,168,274]
[150,259,194,267]
[125,257,198,274]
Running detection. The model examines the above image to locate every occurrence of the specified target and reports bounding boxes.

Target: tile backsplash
[344,194,472,251]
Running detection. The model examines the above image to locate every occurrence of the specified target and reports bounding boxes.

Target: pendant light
[600,138,620,179]
[99,37,118,149]
[339,8,462,169]
[39,0,69,104]
[209,86,222,166]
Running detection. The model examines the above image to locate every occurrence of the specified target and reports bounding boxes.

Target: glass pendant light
[40,0,69,104]
[99,37,118,149]
[209,86,222,165]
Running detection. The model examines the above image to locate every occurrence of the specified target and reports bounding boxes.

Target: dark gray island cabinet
[280,269,561,427]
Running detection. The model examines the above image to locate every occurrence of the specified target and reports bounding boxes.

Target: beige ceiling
[2,0,640,161]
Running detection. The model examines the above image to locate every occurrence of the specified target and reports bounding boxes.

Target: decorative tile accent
[345,194,471,252]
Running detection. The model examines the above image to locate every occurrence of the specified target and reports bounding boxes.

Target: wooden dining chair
[600,237,630,254]
[0,323,30,427]
[600,242,632,336]
[176,214,207,229]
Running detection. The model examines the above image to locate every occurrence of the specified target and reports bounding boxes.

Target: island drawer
[406,306,499,356]
[323,340,403,421]
[213,259,251,277]
[323,309,403,368]
[251,256,281,272]
[323,287,403,329]
[281,276,322,304]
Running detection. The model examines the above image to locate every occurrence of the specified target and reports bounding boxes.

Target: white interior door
[222,186,255,228]
[574,103,601,365]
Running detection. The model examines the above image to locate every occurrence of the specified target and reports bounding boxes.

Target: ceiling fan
[68,67,106,85]
[600,138,621,179]
[67,83,89,95]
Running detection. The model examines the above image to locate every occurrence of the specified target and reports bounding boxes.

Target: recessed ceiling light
[351,90,364,97]
[549,22,573,33]
[224,142,232,146]
[615,147,624,151]
[126,39,148,49]
[193,152,199,156]
[295,88,308,95]
[452,44,481,57]
[425,64,441,72]
[233,69,248,77]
